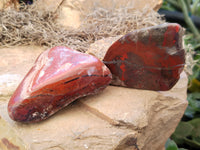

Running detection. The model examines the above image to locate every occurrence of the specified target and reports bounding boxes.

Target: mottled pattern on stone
[103,23,185,91]
[8,46,112,123]
[0,115,26,150]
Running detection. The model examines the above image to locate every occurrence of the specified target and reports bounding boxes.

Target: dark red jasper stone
[8,46,112,123]
[103,23,185,91]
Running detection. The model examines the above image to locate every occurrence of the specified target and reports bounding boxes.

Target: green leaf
[192,0,200,16]
[190,93,200,99]
[189,118,200,143]
[184,137,200,148]
[174,122,194,137]
[165,139,179,150]
[189,99,200,112]
[187,93,200,112]
[171,122,193,145]
[161,0,179,11]
[184,105,195,118]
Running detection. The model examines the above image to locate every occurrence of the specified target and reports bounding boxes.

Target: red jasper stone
[8,46,112,123]
[103,23,185,91]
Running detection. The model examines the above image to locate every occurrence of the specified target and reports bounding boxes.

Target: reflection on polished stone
[8,46,112,123]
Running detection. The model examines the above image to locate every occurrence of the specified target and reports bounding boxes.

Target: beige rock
[34,0,63,12]
[0,46,188,150]
[34,0,163,29]
[77,0,163,11]
[58,0,163,29]
[0,0,19,10]
[86,36,122,60]
[0,46,45,96]
[0,116,27,150]
[35,0,163,12]
[56,5,82,29]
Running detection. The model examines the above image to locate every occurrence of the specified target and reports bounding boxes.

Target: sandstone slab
[86,36,122,60]
[34,0,63,13]
[35,0,163,12]
[0,115,27,150]
[0,0,19,10]
[0,46,45,97]
[0,73,188,150]
[34,0,163,29]
[0,46,188,150]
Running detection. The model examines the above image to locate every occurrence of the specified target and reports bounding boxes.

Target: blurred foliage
[162,0,200,16]
[171,119,200,149]
[185,93,200,118]
[191,0,200,16]
[162,0,200,150]
[165,138,187,150]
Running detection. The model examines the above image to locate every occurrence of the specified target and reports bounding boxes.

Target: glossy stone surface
[8,46,112,123]
[103,23,185,91]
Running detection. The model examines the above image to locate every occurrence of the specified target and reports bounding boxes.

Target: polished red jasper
[103,23,185,91]
[8,46,112,123]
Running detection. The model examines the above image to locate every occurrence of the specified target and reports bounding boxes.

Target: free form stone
[7,46,112,123]
[103,23,185,91]
[0,72,188,150]
[0,46,188,150]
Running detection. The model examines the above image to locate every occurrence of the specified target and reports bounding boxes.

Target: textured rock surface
[0,73,188,150]
[86,36,122,60]
[0,46,45,97]
[35,0,163,29]
[8,46,111,123]
[34,0,63,12]
[0,116,27,150]
[0,0,19,10]
[90,23,185,91]
[0,46,188,150]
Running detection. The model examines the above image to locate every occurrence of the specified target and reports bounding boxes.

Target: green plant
[162,0,200,41]
[165,138,187,150]
[171,119,200,149]
[162,0,200,150]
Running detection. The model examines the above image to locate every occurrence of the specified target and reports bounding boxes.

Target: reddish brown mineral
[103,23,185,91]
[8,46,112,123]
